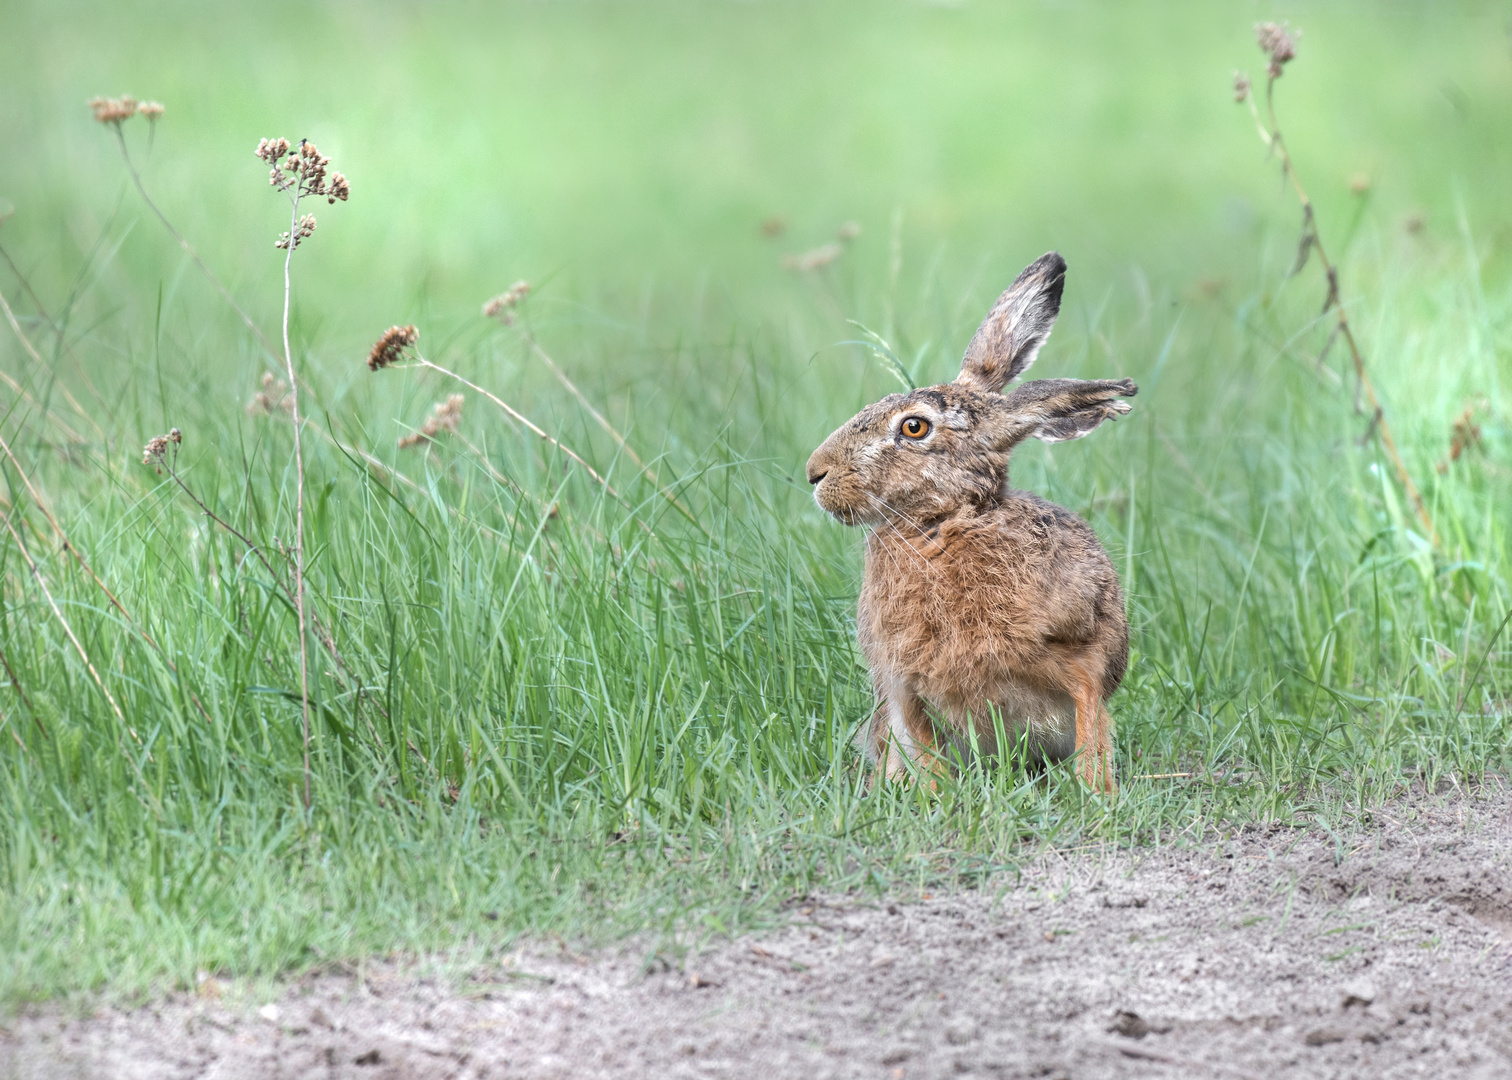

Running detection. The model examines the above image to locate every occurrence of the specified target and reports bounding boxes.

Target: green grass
[0,0,1509,1002]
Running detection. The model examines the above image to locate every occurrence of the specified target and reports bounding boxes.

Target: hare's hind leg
[875,685,944,787]
[1070,670,1117,795]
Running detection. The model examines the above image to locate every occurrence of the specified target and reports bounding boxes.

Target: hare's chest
[858,528,1020,669]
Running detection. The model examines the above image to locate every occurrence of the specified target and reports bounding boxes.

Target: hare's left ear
[956,251,1066,394]
[991,377,1137,449]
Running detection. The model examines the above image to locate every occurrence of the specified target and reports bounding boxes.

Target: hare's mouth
[811,479,866,526]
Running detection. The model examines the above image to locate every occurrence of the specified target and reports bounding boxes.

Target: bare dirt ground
[6,784,1511,1080]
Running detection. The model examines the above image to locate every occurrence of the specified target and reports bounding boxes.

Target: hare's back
[977,492,1124,645]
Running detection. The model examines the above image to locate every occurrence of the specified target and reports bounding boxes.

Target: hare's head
[806,252,1136,528]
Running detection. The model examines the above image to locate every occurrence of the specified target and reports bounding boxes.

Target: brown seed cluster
[276,214,318,250]
[368,325,419,370]
[89,96,138,124]
[482,281,531,325]
[255,137,350,205]
[89,97,165,125]
[1256,22,1297,79]
[398,394,465,449]
[247,372,294,416]
[142,427,182,470]
[1233,71,1251,103]
[1436,404,1485,473]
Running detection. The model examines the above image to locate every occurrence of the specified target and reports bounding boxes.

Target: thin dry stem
[514,328,702,527]
[0,283,97,441]
[109,126,278,360]
[1241,55,1437,547]
[0,242,113,423]
[415,354,622,497]
[1,428,216,723]
[0,505,134,741]
[151,439,373,734]
[280,194,315,813]
[0,431,128,620]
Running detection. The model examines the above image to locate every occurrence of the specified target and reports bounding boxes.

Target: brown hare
[806,252,1135,793]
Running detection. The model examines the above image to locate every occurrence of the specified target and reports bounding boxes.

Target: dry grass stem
[365,325,621,497]
[481,287,703,525]
[92,97,279,359]
[146,426,376,734]
[0,283,100,440]
[1237,25,1437,546]
[0,427,212,722]
[0,242,114,420]
[256,134,349,810]
[0,503,133,743]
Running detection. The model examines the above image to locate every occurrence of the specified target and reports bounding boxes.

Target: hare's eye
[900,417,930,440]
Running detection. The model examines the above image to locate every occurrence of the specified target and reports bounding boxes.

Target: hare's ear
[993,378,1137,447]
[956,252,1067,394]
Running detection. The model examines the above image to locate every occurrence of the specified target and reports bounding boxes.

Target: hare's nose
[806,444,835,484]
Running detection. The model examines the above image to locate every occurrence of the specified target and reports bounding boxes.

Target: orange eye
[901,417,930,440]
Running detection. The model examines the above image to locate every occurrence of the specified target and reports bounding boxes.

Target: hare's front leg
[871,682,944,786]
[1070,669,1117,795]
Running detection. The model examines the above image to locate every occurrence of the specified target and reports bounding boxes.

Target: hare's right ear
[956,251,1066,394]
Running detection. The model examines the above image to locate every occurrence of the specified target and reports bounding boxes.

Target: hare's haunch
[806,252,1135,793]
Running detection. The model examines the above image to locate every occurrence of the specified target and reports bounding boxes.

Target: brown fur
[806,252,1135,793]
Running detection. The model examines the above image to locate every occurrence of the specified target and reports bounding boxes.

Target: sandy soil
[6,785,1511,1080]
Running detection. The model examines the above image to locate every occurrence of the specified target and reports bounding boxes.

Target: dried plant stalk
[479,296,704,528]
[0,284,93,442]
[255,136,350,810]
[1237,25,1437,546]
[368,325,621,497]
[90,97,279,360]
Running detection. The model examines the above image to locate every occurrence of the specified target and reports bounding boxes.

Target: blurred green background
[6,1,1510,359]
[1,1,1509,999]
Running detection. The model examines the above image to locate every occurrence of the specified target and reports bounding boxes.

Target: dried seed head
[89,95,138,125]
[368,324,419,370]
[255,137,292,164]
[1256,22,1297,79]
[482,281,531,324]
[257,137,349,210]
[141,427,182,470]
[275,213,318,250]
[137,101,164,120]
[1233,71,1251,103]
[1450,407,1483,461]
[398,394,465,449]
[247,372,294,416]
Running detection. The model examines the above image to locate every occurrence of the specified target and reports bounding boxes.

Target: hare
[806,252,1135,793]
